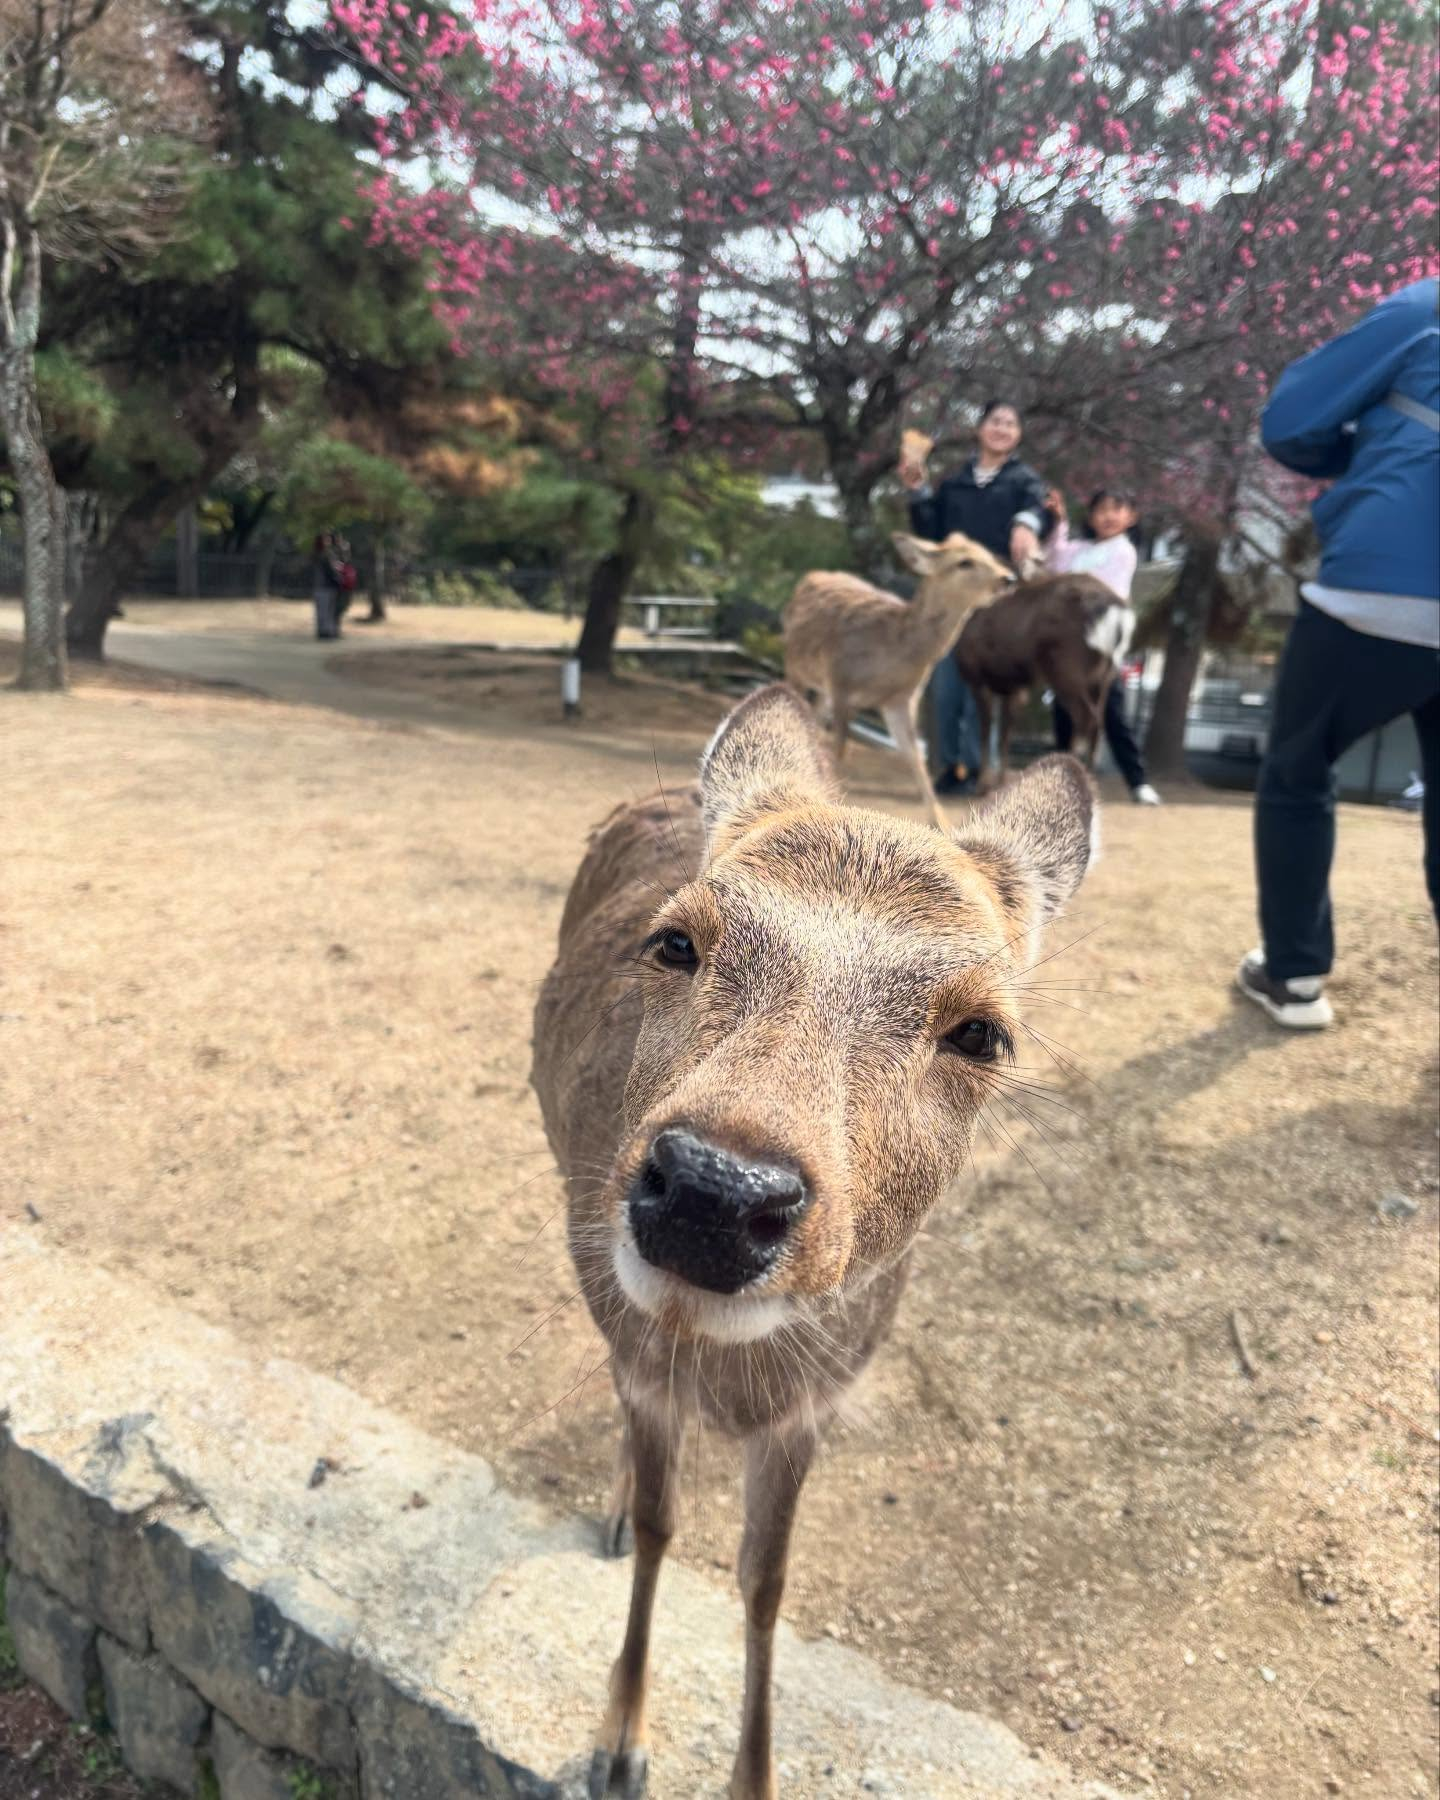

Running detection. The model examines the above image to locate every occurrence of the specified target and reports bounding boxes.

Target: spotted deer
[955,570,1133,785]
[782,532,1013,828]
[531,685,1097,1800]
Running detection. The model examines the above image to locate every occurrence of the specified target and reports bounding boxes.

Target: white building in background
[760,474,842,518]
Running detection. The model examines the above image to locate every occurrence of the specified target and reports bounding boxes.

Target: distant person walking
[900,400,1051,795]
[1045,485,1161,805]
[1238,276,1439,1029]
[312,532,344,641]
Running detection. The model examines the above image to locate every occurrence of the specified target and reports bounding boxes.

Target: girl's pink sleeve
[1046,514,1076,573]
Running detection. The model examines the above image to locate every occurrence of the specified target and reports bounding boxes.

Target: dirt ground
[103,594,642,648]
[0,1609,150,1800]
[3,620,1437,1800]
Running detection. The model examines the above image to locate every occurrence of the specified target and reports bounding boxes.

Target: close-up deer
[781,531,1013,826]
[532,685,1097,1799]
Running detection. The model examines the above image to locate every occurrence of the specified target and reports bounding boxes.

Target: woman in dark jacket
[900,400,1051,793]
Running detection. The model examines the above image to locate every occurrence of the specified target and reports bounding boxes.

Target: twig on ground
[1339,1385,1438,1445]
[1229,1308,1259,1380]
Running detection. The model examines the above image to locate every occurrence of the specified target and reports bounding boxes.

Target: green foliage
[282,436,429,544]
[427,454,615,570]
[416,568,529,609]
[739,622,784,668]
[35,351,116,450]
[38,4,463,628]
[718,499,854,614]
[68,1720,126,1781]
[636,461,853,615]
[288,1762,334,1800]
[197,1757,222,1800]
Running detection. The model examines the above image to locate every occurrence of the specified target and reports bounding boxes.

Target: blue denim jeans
[927,652,982,775]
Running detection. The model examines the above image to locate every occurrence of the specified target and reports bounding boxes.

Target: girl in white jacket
[1046,486,1160,805]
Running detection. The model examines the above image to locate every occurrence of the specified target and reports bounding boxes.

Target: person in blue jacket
[900,400,1051,795]
[1238,276,1439,1029]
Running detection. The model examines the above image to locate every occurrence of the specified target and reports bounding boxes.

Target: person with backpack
[1238,276,1439,1029]
[334,533,359,625]
[312,531,345,640]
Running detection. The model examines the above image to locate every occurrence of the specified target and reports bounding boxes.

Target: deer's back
[957,573,1118,692]
[783,572,905,673]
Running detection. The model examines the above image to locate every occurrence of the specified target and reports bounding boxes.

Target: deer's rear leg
[589,1402,681,1799]
[972,685,993,787]
[729,1420,818,1800]
[1058,685,1104,770]
[997,692,1017,783]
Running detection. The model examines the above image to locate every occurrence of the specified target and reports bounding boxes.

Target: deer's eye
[656,930,698,970]
[942,1018,1004,1061]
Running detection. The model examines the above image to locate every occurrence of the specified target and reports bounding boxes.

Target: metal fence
[0,536,564,609]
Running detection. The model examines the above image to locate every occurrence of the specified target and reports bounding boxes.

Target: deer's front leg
[730,1420,818,1800]
[590,1400,681,1800]
[601,1416,635,1558]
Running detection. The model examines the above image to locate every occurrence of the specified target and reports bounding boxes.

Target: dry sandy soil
[3,617,1437,1800]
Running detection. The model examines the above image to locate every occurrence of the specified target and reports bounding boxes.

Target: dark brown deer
[955,571,1133,784]
[531,685,1097,1799]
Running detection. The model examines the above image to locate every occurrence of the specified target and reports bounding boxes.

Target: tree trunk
[0,346,67,692]
[577,490,654,675]
[67,496,168,658]
[830,448,885,579]
[1144,535,1221,781]
[364,536,388,622]
[63,491,101,604]
[175,502,200,597]
[66,337,261,659]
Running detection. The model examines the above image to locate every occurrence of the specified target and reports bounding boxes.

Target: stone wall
[0,1427,550,1799]
[0,1233,1115,1800]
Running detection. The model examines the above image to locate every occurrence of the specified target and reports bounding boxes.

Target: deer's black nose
[627,1128,810,1294]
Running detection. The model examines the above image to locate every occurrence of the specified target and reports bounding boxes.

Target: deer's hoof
[600,1509,634,1559]
[588,1744,649,1799]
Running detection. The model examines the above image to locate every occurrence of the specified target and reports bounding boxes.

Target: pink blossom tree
[945,1,1438,773]
[337,0,1437,680]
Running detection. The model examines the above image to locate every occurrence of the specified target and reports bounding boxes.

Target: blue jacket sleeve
[1262,298,1425,478]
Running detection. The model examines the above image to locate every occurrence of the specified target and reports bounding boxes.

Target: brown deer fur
[532,685,1097,1800]
[783,532,1013,826]
[955,570,1133,784]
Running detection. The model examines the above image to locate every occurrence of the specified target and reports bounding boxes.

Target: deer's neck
[906,579,984,654]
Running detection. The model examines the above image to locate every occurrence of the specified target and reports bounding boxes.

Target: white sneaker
[1235,949,1334,1030]
[1131,783,1162,805]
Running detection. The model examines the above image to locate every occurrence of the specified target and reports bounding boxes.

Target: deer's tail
[1084,601,1136,668]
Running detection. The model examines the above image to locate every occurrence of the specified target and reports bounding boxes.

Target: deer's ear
[953,755,1098,928]
[700,684,838,858]
[891,532,940,576]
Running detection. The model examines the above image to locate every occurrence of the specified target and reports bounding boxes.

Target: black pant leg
[1414,689,1440,924]
[1102,680,1148,790]
[1255,603,1440,980]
